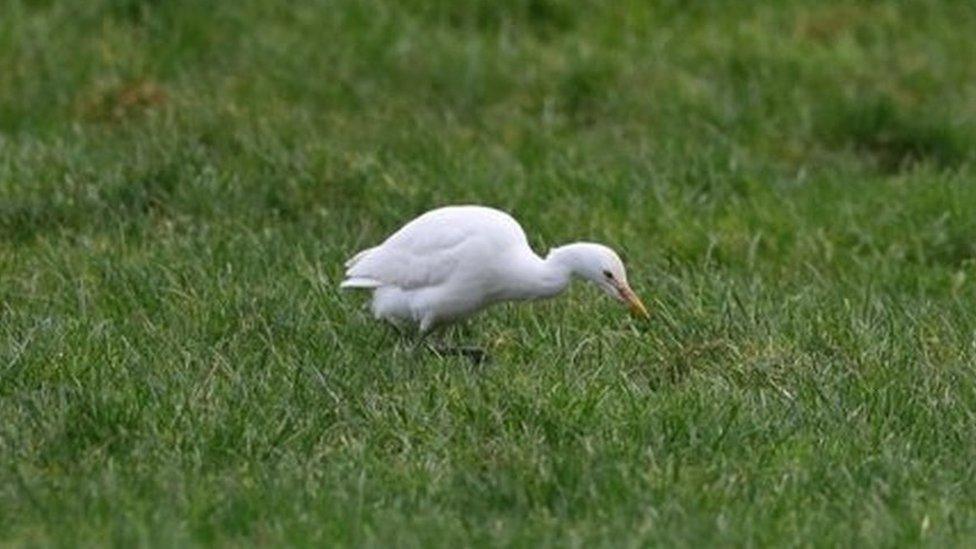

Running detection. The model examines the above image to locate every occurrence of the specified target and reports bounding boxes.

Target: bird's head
[549,243,649,319]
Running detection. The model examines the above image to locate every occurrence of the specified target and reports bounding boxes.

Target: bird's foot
[426,344,490,365]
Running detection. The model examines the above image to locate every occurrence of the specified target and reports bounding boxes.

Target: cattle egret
[341,205,649,338]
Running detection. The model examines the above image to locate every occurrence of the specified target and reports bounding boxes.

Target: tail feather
[344,246,378,269]
[340,277,383,289]
[342,247,383,289]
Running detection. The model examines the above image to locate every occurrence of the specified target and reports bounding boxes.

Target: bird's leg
[424,326,490,365]
[428,343,489,364]
[454,346,489,365]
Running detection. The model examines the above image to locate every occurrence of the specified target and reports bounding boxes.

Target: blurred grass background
[2,0,976,546]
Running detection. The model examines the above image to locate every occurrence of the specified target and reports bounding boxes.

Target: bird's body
[342,205,647,333]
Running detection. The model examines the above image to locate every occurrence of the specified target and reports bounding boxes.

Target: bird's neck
[501,244,593,302]
[492,250,568,302]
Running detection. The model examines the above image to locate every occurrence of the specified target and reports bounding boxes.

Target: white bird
[341,205,649,335]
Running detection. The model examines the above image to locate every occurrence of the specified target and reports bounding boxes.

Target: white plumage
[341,205,648,333]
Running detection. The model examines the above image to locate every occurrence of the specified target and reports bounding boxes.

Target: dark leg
[427,343,489,365]
[420,325,490,365]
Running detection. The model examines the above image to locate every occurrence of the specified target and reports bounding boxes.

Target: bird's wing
[342,218,472,290]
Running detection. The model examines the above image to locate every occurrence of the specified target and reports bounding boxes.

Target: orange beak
[618,284,649,319]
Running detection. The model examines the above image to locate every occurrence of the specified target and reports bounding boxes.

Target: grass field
[3,0,976,546]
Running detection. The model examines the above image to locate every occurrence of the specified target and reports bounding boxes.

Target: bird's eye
[603,270,614,279]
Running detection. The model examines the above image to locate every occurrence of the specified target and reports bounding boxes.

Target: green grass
[3,0,976,546]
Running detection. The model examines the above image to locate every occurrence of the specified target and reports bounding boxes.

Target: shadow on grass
[818,92,975,173]
[407,0,577,37]
[0,163,178,242]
